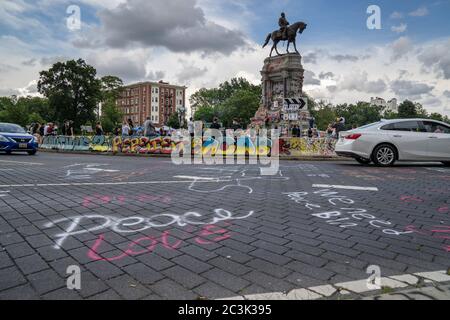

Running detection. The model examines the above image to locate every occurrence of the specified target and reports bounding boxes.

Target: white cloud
[409,7,429,17]
[391,23,407,34]
[390,37,413,61]
[390,80,434,99]
[338,71,387,94]
[390,11,404,19]
[418,39,450,79]
[73,0,249,55]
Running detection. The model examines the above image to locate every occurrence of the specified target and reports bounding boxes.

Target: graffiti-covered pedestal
[251,53,310,135]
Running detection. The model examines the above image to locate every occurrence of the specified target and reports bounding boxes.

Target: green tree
[0,96,51,127]
[190,78,261,128]
[100,76,123,101]
[310,101,336,130]
[37,59,102,130]
[398,100,417,118]
[194,105,216,123]
[167,112,181,129]
[100,98,123,134]
[429,112,444,122]
[334,102,383,129]
[415,103,429,118]
[219,89,260,128]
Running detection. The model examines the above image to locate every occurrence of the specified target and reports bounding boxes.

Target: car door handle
[393,135,402,138]
[428,136,438,139]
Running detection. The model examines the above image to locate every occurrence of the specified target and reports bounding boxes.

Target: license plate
[19,143,28,149]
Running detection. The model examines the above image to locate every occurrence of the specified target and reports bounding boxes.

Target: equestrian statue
[263,13,308,57]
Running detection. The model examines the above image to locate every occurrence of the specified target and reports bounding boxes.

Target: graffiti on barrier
[44,208,254,250]
[280,137,336,156]
[41,135,338,157]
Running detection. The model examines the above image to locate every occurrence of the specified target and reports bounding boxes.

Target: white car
[335,119,450,166]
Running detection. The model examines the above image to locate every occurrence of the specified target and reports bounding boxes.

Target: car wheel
[442,162,450,167]
[372,144,396,166]
[27,150,37,156]
[355,157,371,165]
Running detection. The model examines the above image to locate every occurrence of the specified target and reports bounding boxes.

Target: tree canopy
[37,59,102,129]
[192,77,261,127]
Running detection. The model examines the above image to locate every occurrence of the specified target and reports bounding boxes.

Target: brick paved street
[0,153,449,300]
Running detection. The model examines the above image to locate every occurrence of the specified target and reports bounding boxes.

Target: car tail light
[345,134,362,140]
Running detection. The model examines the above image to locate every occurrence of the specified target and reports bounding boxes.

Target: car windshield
[0,123,26,133]
[357,122,382,130]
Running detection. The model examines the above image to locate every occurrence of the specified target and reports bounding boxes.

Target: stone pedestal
[251,53,310,136]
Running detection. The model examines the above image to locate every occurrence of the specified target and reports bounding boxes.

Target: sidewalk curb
[38,149,351,161]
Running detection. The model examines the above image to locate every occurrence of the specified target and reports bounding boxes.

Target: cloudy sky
[1,0,449,116]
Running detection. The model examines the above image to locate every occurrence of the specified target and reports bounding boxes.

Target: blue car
[0,122,39,155]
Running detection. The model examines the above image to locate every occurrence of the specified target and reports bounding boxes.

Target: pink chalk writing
[405,225,450,252]
[88,225,231,261]
[400,196,424,203]
[438,206,449,214]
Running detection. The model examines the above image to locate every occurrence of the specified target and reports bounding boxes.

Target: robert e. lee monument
[251,13,310,136]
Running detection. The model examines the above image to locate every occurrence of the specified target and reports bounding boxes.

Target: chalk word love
[284,189,412,236]
[405,225,450,252]
[45,209,254,249]
[89,225,231,261]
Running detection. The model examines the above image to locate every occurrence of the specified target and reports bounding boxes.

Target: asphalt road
[0,152,449,300]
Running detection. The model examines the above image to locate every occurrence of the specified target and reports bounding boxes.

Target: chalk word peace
[45,209,254,249]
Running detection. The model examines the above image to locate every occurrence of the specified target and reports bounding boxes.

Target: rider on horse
[279,13,290,39]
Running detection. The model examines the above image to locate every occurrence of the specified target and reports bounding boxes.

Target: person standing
[95,122,103,136]
[292,125,301,137]
[309,116,316,129]
[122,122,130,136]
[332,118,345,139]
[326,124,334,138]
[62,120,74,137]
[127,118,134,136]
[188,117,195,138]
[231,118,241,131]
[210,118,221,130]
[144,117,156,137]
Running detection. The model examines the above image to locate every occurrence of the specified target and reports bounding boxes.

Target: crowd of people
[26,115,349,146]
[289,116,347,139]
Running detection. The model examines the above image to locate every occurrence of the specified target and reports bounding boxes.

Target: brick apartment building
[115,81,187,127]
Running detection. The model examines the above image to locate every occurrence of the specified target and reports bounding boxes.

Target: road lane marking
[174,176,220,181]
[0,179,233,188]
[312,184,379,191]
[0,160,44,166]
[0,191,10,197]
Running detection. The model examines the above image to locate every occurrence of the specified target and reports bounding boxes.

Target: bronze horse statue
[263,21,308,57]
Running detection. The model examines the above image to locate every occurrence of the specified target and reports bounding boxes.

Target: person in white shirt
[122,123,130,136]
[188,117,194,138]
